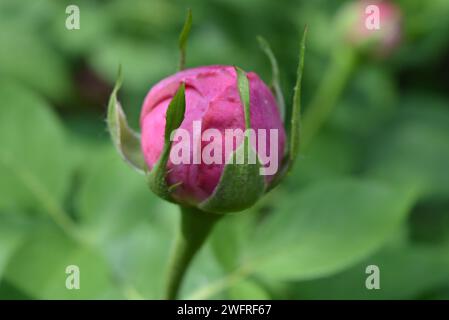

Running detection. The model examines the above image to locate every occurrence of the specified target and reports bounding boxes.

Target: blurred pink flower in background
[340,0,402,56]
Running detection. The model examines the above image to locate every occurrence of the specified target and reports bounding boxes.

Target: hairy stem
[165,206,222,299]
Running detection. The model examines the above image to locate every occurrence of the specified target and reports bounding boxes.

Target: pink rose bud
[107,13,306,299]
[338,0,402,56]
[140,65,286,206]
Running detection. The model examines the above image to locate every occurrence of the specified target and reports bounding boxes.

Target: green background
[0,0,449,299]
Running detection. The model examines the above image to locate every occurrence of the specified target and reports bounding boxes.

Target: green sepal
[199,68,265,213]
[235,66,251,130]
[178,9,192,71]
[266,26,307,192]
[257,36,286,122]
[107,66,146,174]
[147,83,186,201]
[199,135,266,214]
[288,25,307,172]
[265,155,290,192]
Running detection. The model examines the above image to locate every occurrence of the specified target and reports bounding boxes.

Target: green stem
[165,206,222,300]
[301,46,357,150]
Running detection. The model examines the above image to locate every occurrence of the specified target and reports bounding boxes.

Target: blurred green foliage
[0,0,449,299]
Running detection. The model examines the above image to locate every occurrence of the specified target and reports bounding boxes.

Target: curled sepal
[147,83,186,201]
[266,26,307,192]
[107,66,146,174]
[257,36,286,122]
[199,68,265,213]
[288,25,307,172]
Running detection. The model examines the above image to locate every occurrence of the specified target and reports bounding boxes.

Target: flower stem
[164,206,222,300]
[301,46,357,150]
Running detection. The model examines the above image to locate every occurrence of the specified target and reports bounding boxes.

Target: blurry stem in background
[165,206,222,299]
[301,46,357,150]
[0,154,85,244]
[178,9,192,71]
[0,155,145,300]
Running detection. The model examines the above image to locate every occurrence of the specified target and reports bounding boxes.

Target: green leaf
[147,83,186,201]
[4,224,122,299]
[103,221,174,299]
[76,146,169,240]
[0,215,27,279]
[0,23,71,102]
[178,8,192,70]
[244,179,415,281]
[0,81,73,214]
[107,67,146,174]
[228,279,271,300]
[257,36,285,121]
[191,178,415,298]
[293,243,449,299]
